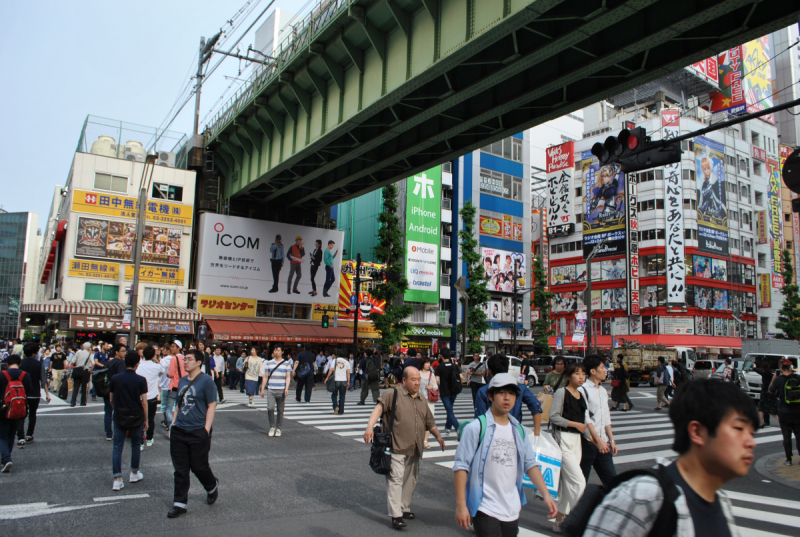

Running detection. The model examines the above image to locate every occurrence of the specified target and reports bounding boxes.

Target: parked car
[692,359,726,380]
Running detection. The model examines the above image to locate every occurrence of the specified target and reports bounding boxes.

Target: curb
[754,451,800,492]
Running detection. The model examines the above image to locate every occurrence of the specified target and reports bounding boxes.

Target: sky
[0,0,309,230]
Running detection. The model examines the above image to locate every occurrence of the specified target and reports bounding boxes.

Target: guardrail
[205,0,351,141]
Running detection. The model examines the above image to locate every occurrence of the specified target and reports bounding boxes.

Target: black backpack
[366,358,379,382]
[562,465,678,537]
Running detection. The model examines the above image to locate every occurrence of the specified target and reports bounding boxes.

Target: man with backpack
[0,354,32,472]
[70,342,94,407]
[292,343,316,403]
[358,350,382,405]
[654,356,670,411]
[579,380,755,537]
[17,343,49,448]
[453,373,557,536]
[769,359,800,466]
[473,355,542,436]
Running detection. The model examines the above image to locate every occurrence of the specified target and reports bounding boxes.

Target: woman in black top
[759,362,778,427]
[611,357,629,411]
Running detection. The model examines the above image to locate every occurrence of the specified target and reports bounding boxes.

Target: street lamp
[128,152,159,345]
[583,237,610,355]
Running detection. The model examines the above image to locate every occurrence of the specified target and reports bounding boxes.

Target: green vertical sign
[404,166,441,303]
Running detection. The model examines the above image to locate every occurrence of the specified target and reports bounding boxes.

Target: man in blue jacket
[454,373,556,535]
[473,354,541,435]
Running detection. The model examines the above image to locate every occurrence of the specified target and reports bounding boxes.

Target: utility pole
[584,237,610,355]
[128,153,159,345]
[512,275,517,356]
[454,276,468,358]
[352,253,361,356]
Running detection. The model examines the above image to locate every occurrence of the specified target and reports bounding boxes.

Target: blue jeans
[323,266,335,294]
[103,397,113,439]
[166,391,177,424]
[349,373,356,390]
[442,394,459,431]
[331,381,347,411]
[580,436,617,489]
[112,421,142,478]
[0,419,18,465]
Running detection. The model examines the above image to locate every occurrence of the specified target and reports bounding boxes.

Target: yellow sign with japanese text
[124,265,185,286]
[67,258,120,280]
[197,295,257,317]
[72,189,193,226]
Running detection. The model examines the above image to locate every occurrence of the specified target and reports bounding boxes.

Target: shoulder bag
[610,369,621,388]
[451,364,463,395]
[426,371,439,403]
[266,360,286,390]
[370,388,398,475]
[326,359,339,393]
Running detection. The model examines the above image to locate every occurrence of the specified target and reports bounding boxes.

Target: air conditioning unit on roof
[157,151,176,168]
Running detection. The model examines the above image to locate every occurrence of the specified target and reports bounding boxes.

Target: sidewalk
[756,451,800,492]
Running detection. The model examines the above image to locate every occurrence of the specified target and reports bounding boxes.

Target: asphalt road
[0,384,798,537]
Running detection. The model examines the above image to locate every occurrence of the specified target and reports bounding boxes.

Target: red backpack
[2,370,27,420]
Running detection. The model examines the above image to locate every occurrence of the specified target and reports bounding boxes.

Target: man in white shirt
[579,355,618,488]
[324,351,350,415]
[137,345,164,447]
[159,349,173,430]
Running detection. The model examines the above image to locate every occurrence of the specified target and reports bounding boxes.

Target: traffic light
[783,148,800,195]
[591,127,681,173]
[321,314,329,329]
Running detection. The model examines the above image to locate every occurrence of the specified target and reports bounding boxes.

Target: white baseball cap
[487,373,521,394]
[173,340,183,349]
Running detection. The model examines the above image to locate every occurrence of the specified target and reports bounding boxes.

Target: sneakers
[268,428,275,437]
[553,520,563,533]
[334,408,339,415]
[275,429,282,437]
[785,459,793,466]
[167,506,187,518]
[25,436,33,443]
[220,399,227,404]
[106,437,113,442]
[444,429,452,437]
[654,407,662,411]
[140,444,144,451]
[129,471,144,483]
[146,439,154,447]
[207,479,219,505]
[17,439,25,449]
[247,403,256,408]
[112,479,125,491]
[0,462,11,473]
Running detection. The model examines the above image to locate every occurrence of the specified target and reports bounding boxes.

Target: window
[640,229,657,241]
[727,155,736,167]
[681,140,695,152]
[731,238,740,250]
[143,287,176,305]
[84,283,119,302]
[753,162,762,176]
[683,198,697,210]
[684,228,698,240]
[656,229,665,239]
[481,137,523,163]
[786,213,792,223]
[755,191,764,206]
[788,241,794,251]
[751,132,760,147]
[758,253,767,268]
[152,183,183,201]
[656,199,664,210]
[575,213,583,224]
[642,255,666,276]
[639,200,656,212]
[575,187,582,197]
[442,162,452,173]
[94,173,127,193]
[479,168,523,200]
[682,169,696,182]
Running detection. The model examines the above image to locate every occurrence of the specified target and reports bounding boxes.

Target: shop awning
[21,300,202,321]
[207,319,354,344]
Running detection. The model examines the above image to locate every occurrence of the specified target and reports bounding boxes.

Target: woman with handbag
[243,346,264,408]
[610,356,628,411]
[549,363,589,532]
[419,357,439,449]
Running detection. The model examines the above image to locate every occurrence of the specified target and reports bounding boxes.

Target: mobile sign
[404,166,442,303]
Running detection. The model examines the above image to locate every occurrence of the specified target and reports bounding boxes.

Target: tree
[532,254,555,353]
[457,201,490,353]
[776,249,800,340]
[370,183,413,353]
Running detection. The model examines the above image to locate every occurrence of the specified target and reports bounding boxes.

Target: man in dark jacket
[309,239,323,297]
[1,354,32,472]
[770,360,800,466]
[358,351,382,405]
[17,343,49,447]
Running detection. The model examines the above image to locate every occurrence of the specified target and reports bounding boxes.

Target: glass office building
[0,211,35,340]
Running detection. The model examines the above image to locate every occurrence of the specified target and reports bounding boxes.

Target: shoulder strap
[266,360,285,386]
[478,414,487,443]
[177,375,202,409]
[2,370,10,383]
[387,388,399,436]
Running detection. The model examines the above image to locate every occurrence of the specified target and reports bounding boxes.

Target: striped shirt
[263,359,293,390]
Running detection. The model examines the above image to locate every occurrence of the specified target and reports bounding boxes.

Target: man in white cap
[166,340,186,425]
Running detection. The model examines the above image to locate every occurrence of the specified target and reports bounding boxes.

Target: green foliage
[457,201,490,353]
[370,184,413,353]
[532,254,554,353]
[22,329,33,341]
[776,249,800,340]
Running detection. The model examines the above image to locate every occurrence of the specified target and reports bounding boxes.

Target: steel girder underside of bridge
[206,0,800,219]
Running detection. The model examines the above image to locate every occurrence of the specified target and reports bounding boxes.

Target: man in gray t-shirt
[168,350,218,518]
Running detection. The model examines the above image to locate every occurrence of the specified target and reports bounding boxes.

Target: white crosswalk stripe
[217,386,797,536]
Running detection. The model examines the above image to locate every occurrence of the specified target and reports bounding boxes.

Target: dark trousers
[472,511,519,537]
[214,375,224,402]
[470,382,482,404]
[17,399,40,439]
[227,370,239,389]
[71,368,89,405]
[310,265,320,292]
[323,265,335,295]
[360,379,380,404]
[442,394,459,431]
[0,419,18,464]
[269,259,283,291]
[170,426,217,508]
[146,397,159,440]
[331,381,347,411]
[112,422,142,477]
[779,413,800,459]
[103,396,113,439]
[580,437,617,489]
[295,373,314,402]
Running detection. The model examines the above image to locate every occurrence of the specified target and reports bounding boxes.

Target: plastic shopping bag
[522,430,562,501]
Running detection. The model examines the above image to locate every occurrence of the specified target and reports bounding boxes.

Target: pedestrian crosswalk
[217,386,799,537]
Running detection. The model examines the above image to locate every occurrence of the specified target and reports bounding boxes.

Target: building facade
[0,211,40,340]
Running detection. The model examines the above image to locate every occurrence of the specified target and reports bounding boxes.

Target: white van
[471,355,530,385]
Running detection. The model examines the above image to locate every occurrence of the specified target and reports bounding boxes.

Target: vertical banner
[781,145,800,287]
[710,46,746,115]
[581,151,626,257]
[627,171,640,315]
[662,110,685,304]
[405,166,442,303]
[546,141,575,235]
[742,36,775,123]
[759,273,771,308]
[695,136,729,255]
[756,210,768,244]
[766,159,784,288]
